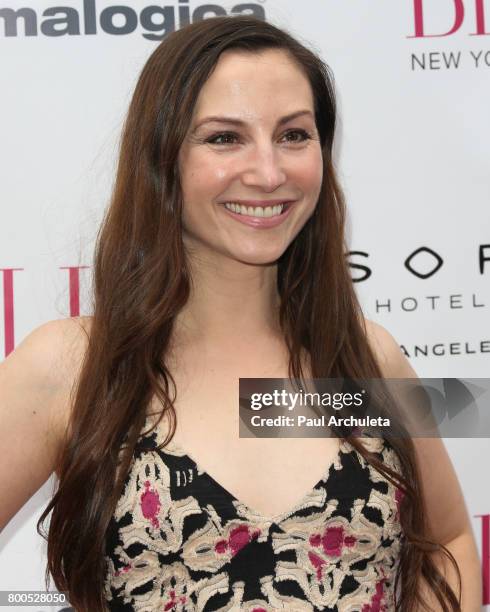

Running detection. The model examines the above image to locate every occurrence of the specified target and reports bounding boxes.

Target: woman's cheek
[214,166,229,182]
[303,149,323,181]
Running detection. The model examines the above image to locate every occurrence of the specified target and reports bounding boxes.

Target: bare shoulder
[1,316,94,442]
[17,316,92,388]
[0,316,93,529]
[37,315,93,426]
[363,318,418,378]
[363,320,475,549]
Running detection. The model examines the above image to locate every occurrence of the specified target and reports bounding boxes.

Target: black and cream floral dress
[104,415,405,611]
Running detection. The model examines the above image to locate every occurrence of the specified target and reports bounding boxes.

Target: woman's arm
[418,528,482,611]
[0,317,86,531]
[366,320,482,611]
[411,434,482,611]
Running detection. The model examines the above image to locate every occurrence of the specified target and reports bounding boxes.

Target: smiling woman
[178,48,322,266]
[0,13,480,612]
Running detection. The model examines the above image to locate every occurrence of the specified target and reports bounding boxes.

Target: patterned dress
[104,416,405,611]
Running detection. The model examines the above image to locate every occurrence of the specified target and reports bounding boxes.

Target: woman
[0,15,481,612]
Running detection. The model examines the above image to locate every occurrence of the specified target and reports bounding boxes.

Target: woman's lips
[220,201,296,229]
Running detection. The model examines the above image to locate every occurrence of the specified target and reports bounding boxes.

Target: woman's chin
[229,248,286,266]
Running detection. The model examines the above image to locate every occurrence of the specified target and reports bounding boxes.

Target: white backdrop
[1,1,488,609]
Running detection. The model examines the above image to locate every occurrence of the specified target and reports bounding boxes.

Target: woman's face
[178,48,323,266]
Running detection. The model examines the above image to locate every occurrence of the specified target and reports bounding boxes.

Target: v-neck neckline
[163,438,352,525]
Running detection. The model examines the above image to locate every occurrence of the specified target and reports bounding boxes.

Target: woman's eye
[205,129,312,146]
[284,129,312,143]
[206,132,239,145]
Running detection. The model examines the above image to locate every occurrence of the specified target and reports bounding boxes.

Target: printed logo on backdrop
[408,0,490,71]
[0,266,89,358]
[0,0,265,39]
[348,244,490,359]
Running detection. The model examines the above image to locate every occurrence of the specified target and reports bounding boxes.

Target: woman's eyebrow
[191,109,314,133]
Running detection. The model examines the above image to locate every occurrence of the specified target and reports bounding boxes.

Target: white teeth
[224,202,285,218]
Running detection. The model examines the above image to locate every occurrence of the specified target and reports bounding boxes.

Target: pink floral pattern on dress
[104,419,405,611]
[362,570,388,612]
[140,480,161,528]
[309,525,357,557]
[163,589,187,611]
[215,524,261,557]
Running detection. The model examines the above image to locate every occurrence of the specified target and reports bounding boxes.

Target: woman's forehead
[192,50,315,122]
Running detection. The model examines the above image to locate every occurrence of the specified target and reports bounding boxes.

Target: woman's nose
[240,142,287,192]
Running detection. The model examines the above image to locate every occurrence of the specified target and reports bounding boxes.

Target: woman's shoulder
[0,316,94,527]
[33,315,93,381]
[49,314,94,421]
[1,315,93,389]
[19,316,94,443]
[363,318,417,379]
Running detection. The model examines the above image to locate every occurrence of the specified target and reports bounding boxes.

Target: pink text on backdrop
[409,0,490,37]
[1,266,89,357]
[476,514,490,605]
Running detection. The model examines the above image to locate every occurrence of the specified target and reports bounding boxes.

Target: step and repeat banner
[1,1,489,609]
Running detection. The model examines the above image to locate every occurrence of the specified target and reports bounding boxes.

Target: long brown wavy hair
[38,14,461,611]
